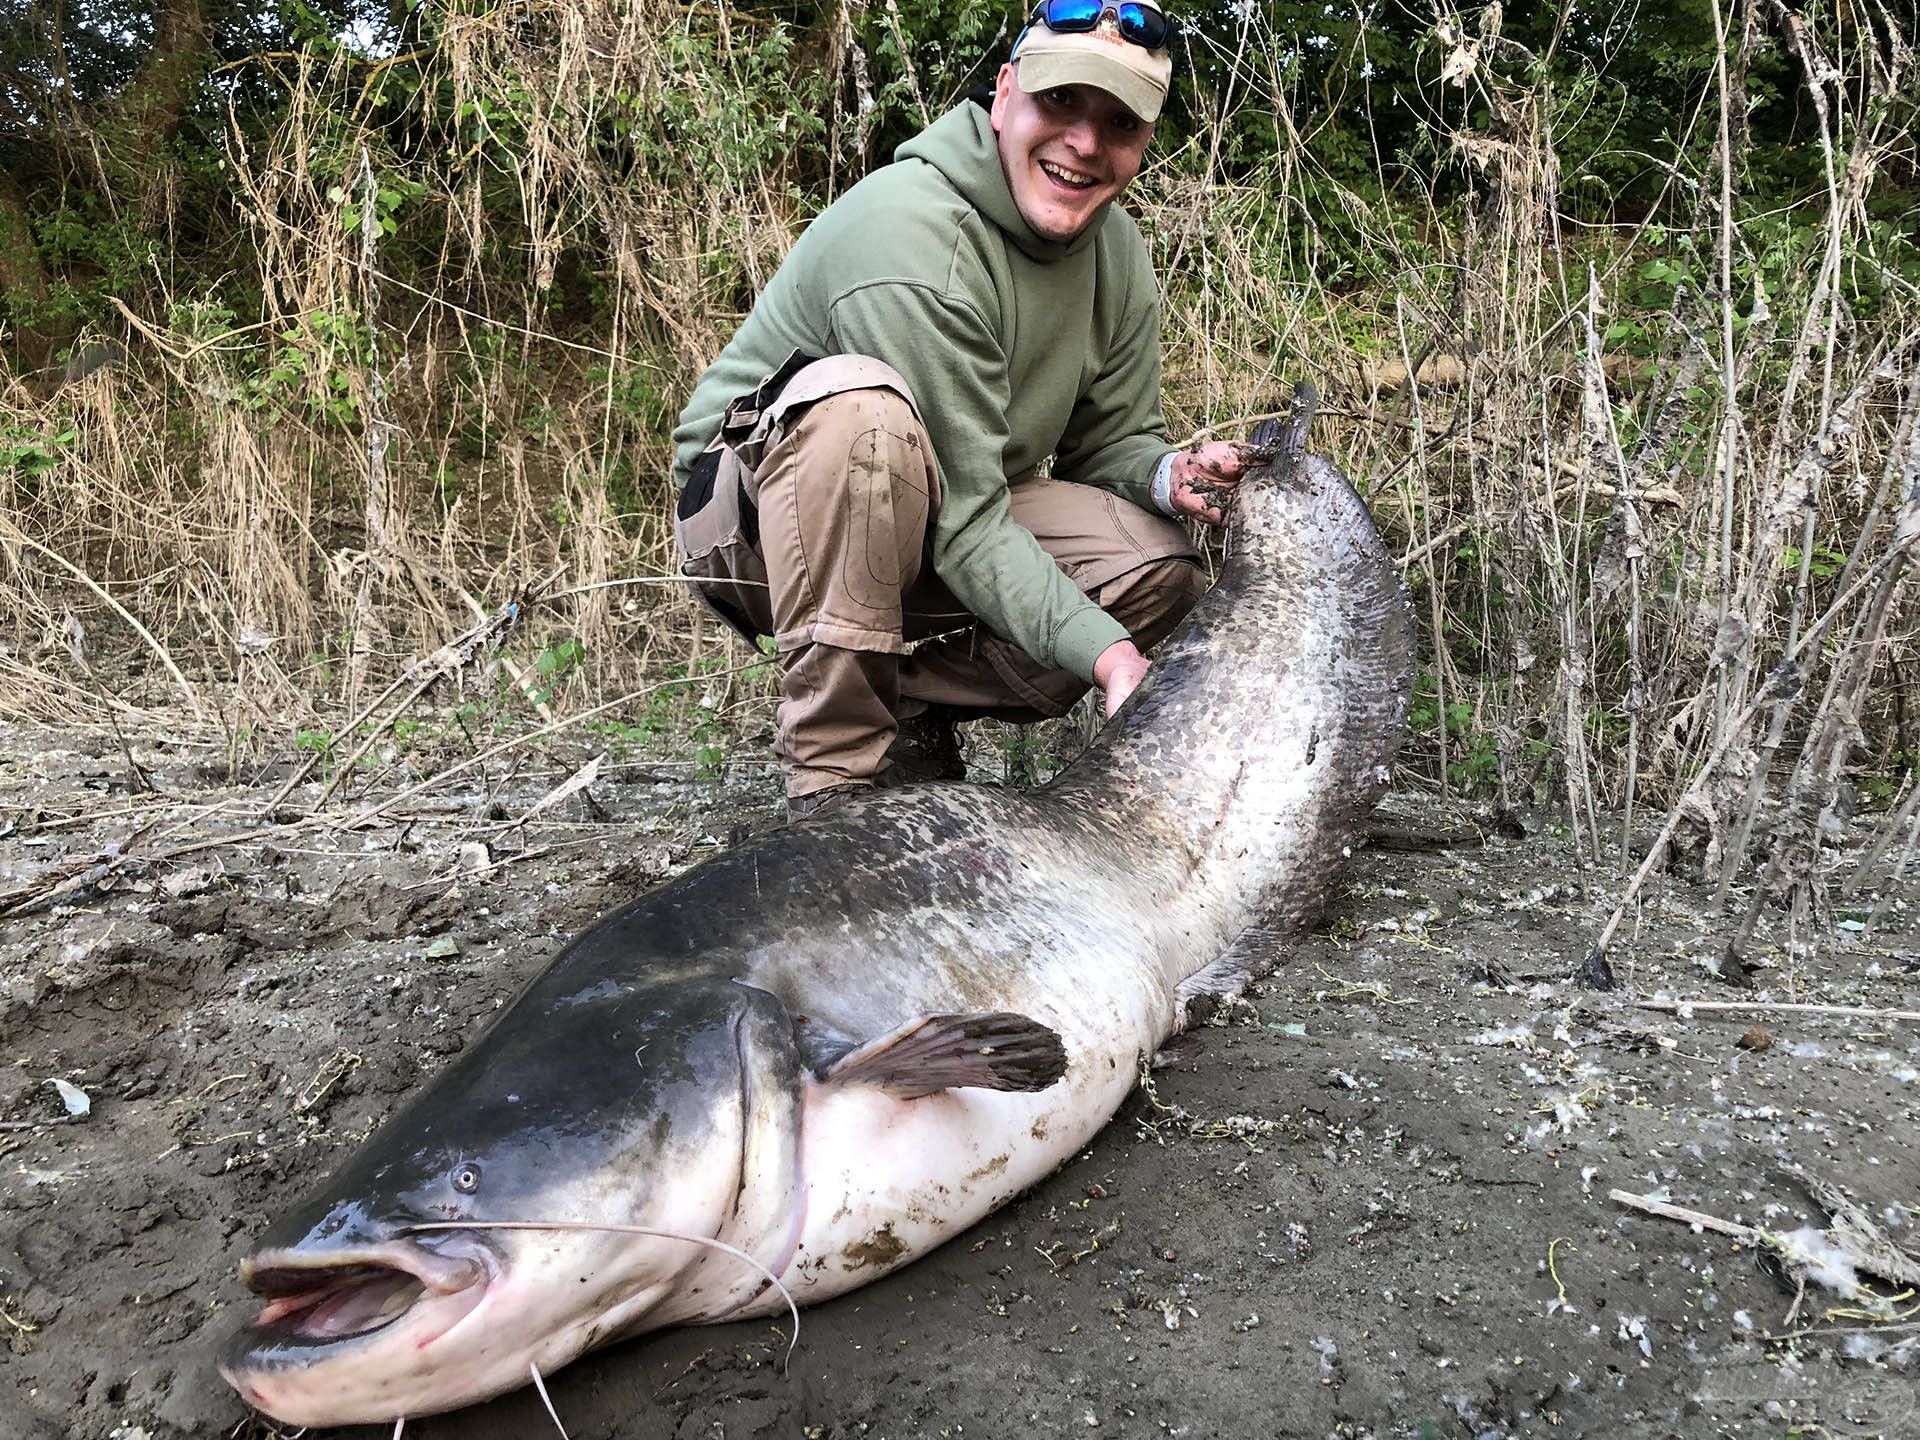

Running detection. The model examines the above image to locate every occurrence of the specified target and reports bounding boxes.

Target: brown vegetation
[2,2,1918,971]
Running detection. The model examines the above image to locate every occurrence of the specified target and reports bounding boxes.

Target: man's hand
[1167,440,1262,526]
[1093,638,1151,718]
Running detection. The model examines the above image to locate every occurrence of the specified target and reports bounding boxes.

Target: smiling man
[671,2,1255,820]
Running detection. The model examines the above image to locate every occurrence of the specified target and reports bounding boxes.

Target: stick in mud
[1637,998,1920,1024]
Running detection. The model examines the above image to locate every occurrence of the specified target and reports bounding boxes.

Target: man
[671,1,1254,819]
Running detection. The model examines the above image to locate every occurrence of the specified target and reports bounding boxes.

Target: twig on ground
[326,663,763,833]
[305,585,538,812]
[491,752,605,834]
[454,578,563,727]
[1637,999,1920,1023]
[1609,1189,1756,1238]
[14,796,180,837]
[1615,1174,1920,1329]
[0,810,334,917]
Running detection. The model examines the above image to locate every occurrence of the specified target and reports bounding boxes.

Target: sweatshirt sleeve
[828,279,1129,683]
[1051,246,1175,511]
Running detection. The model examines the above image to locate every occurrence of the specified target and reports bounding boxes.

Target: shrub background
[2,1,1917,903]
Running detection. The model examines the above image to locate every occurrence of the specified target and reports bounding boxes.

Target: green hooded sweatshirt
[670,100,1173,683]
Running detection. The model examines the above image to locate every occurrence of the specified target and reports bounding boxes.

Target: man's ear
[989,62,1018,132]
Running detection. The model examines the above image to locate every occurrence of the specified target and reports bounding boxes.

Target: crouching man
[671,2,1256,820]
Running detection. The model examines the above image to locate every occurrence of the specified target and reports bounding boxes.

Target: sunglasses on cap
[1026,1,1176,52]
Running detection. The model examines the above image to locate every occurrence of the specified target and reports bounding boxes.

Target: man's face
[990,64,1153,244]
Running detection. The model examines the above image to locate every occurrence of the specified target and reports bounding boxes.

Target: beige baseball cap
[1011,10,1174,123]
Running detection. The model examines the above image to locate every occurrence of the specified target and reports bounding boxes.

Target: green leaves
[328,175,426,237]
[1,425,76,478]
[1781,545,1845,582]
[1407,672,1503,797]
[528,640,587,705]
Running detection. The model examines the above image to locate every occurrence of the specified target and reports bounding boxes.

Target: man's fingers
[1179,439,1273,485]
[1100,652,1152,717]
[1171,474,1233,526]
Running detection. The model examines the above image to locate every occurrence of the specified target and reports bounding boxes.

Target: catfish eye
[452,1163,481,1194]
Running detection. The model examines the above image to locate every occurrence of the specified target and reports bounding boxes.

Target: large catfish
[219,411,1415,1427]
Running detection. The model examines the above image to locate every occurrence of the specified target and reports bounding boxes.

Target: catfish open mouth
[232,1244,486,1350]
[243,1262,427,1342]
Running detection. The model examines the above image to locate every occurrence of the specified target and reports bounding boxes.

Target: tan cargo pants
[675,354,1205,800]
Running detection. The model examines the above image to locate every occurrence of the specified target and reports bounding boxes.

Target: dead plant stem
[326,662,763,833]
[348,144,394,710]
[0,522,204,719]
[1589,541,1916,971]
[1706,0,1742,741]
[1395,293,1450,800]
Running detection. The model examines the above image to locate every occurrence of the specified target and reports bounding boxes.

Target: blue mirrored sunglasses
[1026,1,1176,52]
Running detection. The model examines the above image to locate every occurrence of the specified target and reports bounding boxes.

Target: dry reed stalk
[1589,475,1920,982]
[1392,293,1452,800]
[1565,5,1917,969]
[0,654,145,726]
[0,521,204,719]
[1580,267,1645,871]
[300,585,536,812]
[1703,0,1745,743]
[1714,339,1920,902]
[348,146,396,710]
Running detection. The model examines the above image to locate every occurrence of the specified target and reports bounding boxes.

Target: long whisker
[390,1420,404,1439]
[529,1361,570,1439]
[405,1220,801,1368]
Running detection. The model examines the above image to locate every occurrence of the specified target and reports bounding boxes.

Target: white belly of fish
[771,969,1167,1307]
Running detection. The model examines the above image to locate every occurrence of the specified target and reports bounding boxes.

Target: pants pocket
[675,448,770,640]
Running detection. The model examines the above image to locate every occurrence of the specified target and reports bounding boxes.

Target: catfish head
[220,976,806,1427]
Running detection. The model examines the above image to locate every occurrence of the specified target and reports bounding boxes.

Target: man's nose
[1062,114,1101,156]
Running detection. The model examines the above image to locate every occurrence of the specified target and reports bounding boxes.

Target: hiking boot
[786,781,873,824]
[883,706,967,786]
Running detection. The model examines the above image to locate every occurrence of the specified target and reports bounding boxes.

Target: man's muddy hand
[1168,440,1264,525]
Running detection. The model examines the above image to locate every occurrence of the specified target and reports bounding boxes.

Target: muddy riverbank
[2,719,1916,1439]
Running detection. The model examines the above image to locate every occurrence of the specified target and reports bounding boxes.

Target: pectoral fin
[821,1012,1067,1099]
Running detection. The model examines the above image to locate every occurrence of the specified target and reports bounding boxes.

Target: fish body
[220,438,1414,1426]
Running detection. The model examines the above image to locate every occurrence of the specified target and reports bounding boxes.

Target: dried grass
[2,2,1917,946]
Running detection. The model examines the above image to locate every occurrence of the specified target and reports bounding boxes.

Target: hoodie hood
[895,101,1108,265]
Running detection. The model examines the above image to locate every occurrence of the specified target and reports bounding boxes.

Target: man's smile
[1039,159,1100,189]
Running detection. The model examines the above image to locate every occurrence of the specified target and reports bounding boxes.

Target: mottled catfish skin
[220,435,1415,1426]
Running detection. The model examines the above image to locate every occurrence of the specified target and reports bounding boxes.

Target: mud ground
[2,717,1917,1440]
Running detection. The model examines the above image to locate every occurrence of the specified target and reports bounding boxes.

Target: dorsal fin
[820,1012,1067,1099]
